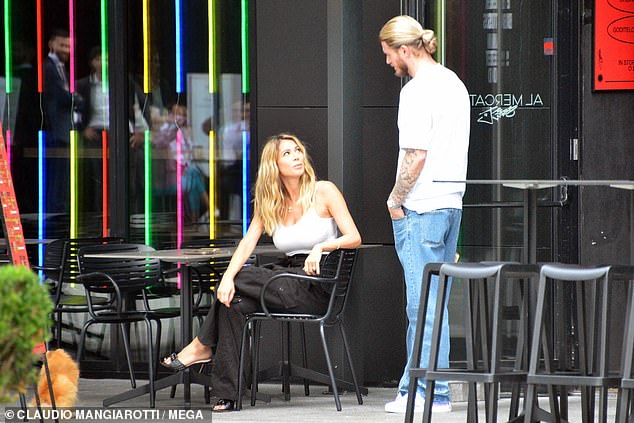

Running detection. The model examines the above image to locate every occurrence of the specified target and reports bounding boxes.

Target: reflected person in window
[160,133,362,411]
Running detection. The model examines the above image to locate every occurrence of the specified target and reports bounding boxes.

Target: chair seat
[92,310,155,323]
[248,312,322,320]
[57,294,109,307]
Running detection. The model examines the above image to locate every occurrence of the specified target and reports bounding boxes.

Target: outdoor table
[436,179,634,264]
[84,244,282,408]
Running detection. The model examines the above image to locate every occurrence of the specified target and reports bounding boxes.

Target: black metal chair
[615,266,634,423]
[75,243,180,408]
[33,237,124,348]
[525,264,633,423]
[236,248,366,411]
[418,262,538,423]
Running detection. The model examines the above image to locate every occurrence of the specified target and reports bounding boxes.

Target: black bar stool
[525,264,632,423]
[617,269,634,422]
[419,262,538,423]
[405,262,443,422]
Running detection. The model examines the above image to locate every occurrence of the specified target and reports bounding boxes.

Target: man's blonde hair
[254,133,317,235]
[379,15,437,56]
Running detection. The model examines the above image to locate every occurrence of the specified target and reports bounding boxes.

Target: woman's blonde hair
[379,15,437,56]
[254,133,317,235]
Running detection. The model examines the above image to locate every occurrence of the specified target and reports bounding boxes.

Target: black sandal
[160,352,211,372]
[212,398,235,412]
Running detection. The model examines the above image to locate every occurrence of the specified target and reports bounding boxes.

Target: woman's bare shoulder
[315,180,340,195]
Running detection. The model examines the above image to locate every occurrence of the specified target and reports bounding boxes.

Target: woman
[161,133,362,411]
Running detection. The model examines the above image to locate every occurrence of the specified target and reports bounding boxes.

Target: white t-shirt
[396,63,470,213]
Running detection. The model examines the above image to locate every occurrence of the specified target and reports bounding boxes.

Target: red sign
[0,125,30,267]
[595,0,634,90]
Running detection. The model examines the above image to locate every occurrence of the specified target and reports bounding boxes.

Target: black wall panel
[361,0,401,106]
[255,0,327,107]
[361,108,399,244]
[256,108,329,181]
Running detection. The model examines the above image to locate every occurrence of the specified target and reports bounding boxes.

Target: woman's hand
[216,276,236,307]
[303,245,323,275]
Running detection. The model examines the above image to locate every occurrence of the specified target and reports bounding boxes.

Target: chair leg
[56,310,63,348]
[153,319,162,377]
[42,350,58,412]
[77,319,94,361]
[119,323,137,389]
[144,319,155,408]
[282,322,291,401]
[339,324,363,405]
[237,318,253,411]
[319,323,342,411]
[300,322,310,396]
[251,320,262,407]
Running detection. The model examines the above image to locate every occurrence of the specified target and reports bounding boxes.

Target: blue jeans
[392,207,462,402]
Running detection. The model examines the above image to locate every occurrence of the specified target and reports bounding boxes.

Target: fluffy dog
[31,349,80,408]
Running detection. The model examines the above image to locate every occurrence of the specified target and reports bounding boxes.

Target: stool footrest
[527,373,620,386]
[426,370,526,383]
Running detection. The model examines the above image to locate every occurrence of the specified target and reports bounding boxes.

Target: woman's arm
[216,213,264,307]
[304,181,362,275]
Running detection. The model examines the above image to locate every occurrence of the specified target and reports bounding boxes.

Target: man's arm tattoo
[388,148,426,207]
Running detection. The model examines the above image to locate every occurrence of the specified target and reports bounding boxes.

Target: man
[379,15,470,414]
[43,29,72,214]
[76,47,108,213]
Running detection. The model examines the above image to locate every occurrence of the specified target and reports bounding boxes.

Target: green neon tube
[240,0,249,93]
[70,130,78,238]
[144,130,152,245]
[4,0,12,93]
[208,0,216,93]
[100,0,108,92]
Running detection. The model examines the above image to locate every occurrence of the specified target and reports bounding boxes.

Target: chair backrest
[321,249,358,324]
[44,237,125,295]
[182,239,241,286]
[77,243,162,294]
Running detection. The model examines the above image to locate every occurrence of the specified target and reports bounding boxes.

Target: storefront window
[441,1,555,262]
[1,0,251,247]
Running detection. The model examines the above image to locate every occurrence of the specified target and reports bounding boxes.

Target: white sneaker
[384,392,452,414]
[384,392,423,413]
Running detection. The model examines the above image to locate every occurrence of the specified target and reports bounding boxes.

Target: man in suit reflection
[43,29,72,215]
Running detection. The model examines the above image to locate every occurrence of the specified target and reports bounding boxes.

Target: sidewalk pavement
[2,378,620,422]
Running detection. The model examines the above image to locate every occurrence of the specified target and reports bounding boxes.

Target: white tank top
[272,207,338,256]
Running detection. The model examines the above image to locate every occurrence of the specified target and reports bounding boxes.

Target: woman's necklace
[287,199,299,212]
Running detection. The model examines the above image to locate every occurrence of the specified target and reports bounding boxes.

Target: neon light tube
[242,130,249,236]
[208,0,216,93]
[70,130,78,238]
[38,130,45,276]
[4,0,12,93]
[69,0,75,93]
[100,0,109,92]
[176,129,183,248]
[176,129,183,288]
[175,0,183,93]
[144,130,152,245]
[102,130,108,237]
[208,130,215,239]
[6,130,10,167]
[240,0,249,94]
[37,0,43,92]
[435,0,446,65]
[143,0,150,93]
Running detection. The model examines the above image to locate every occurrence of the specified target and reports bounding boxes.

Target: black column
[108,0,130,240]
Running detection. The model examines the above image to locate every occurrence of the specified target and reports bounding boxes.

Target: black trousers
[197,260,330,399]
